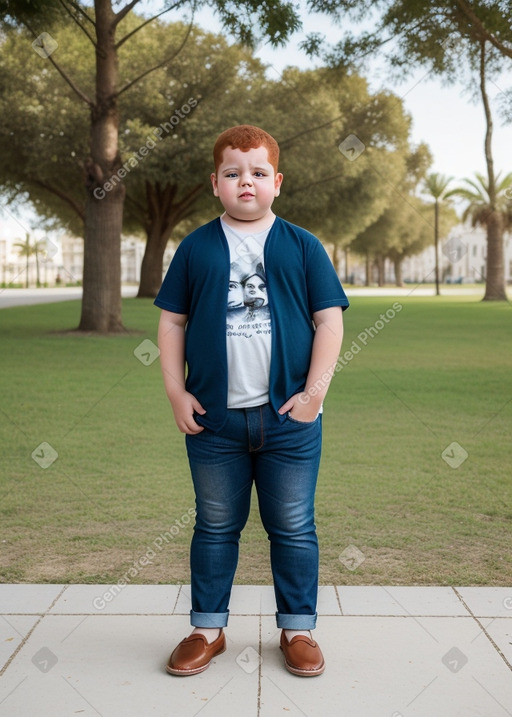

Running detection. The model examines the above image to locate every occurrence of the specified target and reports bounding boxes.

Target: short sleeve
[153,242,190,314]
[306,239,349,313]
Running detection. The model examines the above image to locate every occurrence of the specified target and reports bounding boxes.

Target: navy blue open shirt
[154,216,349,432]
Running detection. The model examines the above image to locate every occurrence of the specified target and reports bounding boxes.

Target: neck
[221,210,275,233]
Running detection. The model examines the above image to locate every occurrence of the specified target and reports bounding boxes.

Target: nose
[240,171,253,186]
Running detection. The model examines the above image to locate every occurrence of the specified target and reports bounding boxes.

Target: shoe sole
[166,645,226,676]
[280,646,325,677]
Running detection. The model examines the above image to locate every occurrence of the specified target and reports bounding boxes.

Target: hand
[278,392,320,423]
[170,391,206,434]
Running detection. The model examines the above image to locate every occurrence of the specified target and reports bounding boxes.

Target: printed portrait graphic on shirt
[227,234,271,328]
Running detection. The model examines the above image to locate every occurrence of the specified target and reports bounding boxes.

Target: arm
[158,309,206,434]
[278,306,344,421]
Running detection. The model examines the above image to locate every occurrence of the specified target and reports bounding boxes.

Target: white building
[0,233,153,288]
[402,223,512,285]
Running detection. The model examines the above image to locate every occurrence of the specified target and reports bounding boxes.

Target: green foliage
[306,0,512,77]
[450,171,512,229]
[0,15,425,260]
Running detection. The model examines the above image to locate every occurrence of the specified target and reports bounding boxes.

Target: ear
[210,172,219,197]
[274,172,283,197]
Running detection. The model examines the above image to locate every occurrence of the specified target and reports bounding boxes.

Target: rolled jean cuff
[190,609,229,628]
[276,611,317,630]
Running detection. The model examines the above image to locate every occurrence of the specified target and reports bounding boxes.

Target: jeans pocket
[286,411,319,426]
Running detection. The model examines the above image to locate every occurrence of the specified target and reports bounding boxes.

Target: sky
[2,1,512,240]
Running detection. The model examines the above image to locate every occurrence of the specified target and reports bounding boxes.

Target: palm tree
[450,172,512,299]
[13,232,45,288]
[423,172,454,296]
[461,39,512,301]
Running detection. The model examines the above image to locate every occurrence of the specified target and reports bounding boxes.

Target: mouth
[238,192,254,200]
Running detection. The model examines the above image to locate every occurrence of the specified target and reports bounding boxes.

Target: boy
[155,125,349,677]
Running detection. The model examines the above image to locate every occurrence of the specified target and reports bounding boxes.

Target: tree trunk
[137,223,171,298]
[80,189,124,331]
[136,181,204,298]
[365,251,370,286]
[78,0,125,332]
[434,199,440,295]
[376,253,385,286]
[479,39,508,301]
[394,257,403,287]
[332,243,341,276]
[484,211,507,300]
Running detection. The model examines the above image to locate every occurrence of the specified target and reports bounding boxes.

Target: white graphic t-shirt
[222,218,273,409]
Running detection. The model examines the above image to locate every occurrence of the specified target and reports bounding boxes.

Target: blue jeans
[184,403,322,630]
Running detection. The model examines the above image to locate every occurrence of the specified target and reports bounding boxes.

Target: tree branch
[454,0,512,60]
[26,22,94,106]
[58,0,96,46]
[113,0,143,27]
[115,10,195,97]
[29,178,85,222]
[45,53,94,106]
[279,114,344,149]
[64,0,96,27]
[287,172,347,197]
[115,1,184,49]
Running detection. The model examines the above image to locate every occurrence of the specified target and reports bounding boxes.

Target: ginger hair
[213,125,279,173]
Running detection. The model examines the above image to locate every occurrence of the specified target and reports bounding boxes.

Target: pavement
[1,584,512,717]
[0,286,139,309]
[0,285,486,309]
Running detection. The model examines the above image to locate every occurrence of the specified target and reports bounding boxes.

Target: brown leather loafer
[280,630,325,676]
[166,630,226,676]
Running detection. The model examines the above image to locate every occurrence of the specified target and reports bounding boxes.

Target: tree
[0,18,269,295]
[423,172,454,295]
[0,32,424,298]
[13,232,44,289]
[117,25,271,297]
[259,66,418,266]
[0,0,303,332]
[348,139,434,286]
[305,0,512,300]
[450,170,512,288]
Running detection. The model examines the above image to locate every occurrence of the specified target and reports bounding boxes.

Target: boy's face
[211,145,283,223]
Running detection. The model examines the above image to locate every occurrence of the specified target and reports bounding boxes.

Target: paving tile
[483,618,512,666]
[173,584,192,614]
[317,585,342,615]
[260,615,512,717]
[0,584,65,614]
[456,587,512,617]
[0,614,259,717]
[49,584,180,615]
[337,586,469,616]
[0,616,41,672]
[2,586,511,717]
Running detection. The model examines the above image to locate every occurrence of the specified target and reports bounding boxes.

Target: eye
[254,171,265,177]
[225,172,238,178]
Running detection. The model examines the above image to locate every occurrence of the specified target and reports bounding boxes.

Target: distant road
[0,286,139,309]
[0,285,486,309]
[347,287,486,298]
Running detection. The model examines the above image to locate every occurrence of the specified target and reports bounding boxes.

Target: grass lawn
[0,293,511,586]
